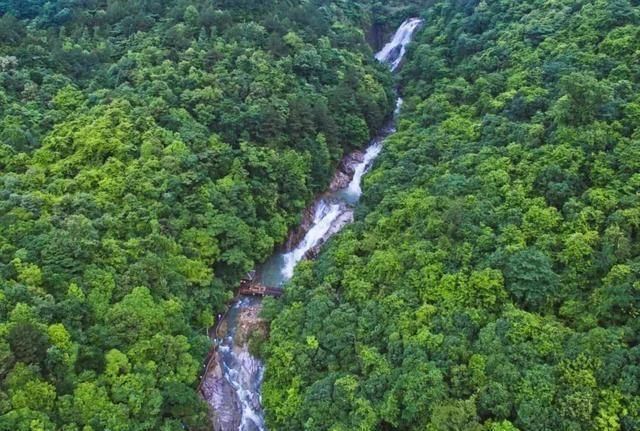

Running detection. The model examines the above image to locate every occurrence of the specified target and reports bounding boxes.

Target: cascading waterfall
[202,18,422,431]
[281,201,347,279]
[345,135,384,199]
[375,17,423,71]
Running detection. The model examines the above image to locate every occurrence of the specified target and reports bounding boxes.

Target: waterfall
[375,17,423,71]
[281,201,349,279]
[345,140,384,199]
[202,17,423,431]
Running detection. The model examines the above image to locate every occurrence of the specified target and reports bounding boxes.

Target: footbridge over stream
[237,271,283,298]
[238,280,282,298]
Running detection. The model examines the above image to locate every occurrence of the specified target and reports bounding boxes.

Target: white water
[207,18,422,431]
[210,297,266,431]
[281,201,347,279]
[375,17,423,71]
[345,141,383,198]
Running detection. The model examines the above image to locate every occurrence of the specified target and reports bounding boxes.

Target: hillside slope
[0,1,394,429]
[262,1,640,430]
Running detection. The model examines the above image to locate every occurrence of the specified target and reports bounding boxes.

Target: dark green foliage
[503,248,558,312]
[6,323,48,366]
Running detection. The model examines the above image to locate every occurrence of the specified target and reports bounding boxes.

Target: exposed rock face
[201,351,241,431]
[285,203,318,251]
[235,303,266,346]
[329,170,351,192]
[329,150,365,191]
[203,132,382,431]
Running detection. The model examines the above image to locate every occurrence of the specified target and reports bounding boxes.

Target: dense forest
[262,0,640,430]
[2,0,640,430]
[0,1,400,429]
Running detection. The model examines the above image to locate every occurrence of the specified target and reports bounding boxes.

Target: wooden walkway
[238,279,283,297]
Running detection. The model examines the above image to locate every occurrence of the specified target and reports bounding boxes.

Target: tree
[553,72,611,126]
[6,323,49,366]
[427,399,483,431]
[504,248,559,312]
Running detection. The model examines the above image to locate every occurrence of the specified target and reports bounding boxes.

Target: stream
[200,17,423,431]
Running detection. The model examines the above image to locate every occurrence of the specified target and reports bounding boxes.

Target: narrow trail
[200,18,423,431]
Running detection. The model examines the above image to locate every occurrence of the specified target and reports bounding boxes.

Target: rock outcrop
[329,150,365,191]
[201,351,241,431]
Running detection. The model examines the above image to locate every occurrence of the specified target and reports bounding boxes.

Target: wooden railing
[197,306,228,394]
[238,282,283,297]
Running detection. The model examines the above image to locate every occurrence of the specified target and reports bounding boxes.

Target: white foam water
[281,201,346,279]
[375,17,423,71]
[345,139,383,198]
